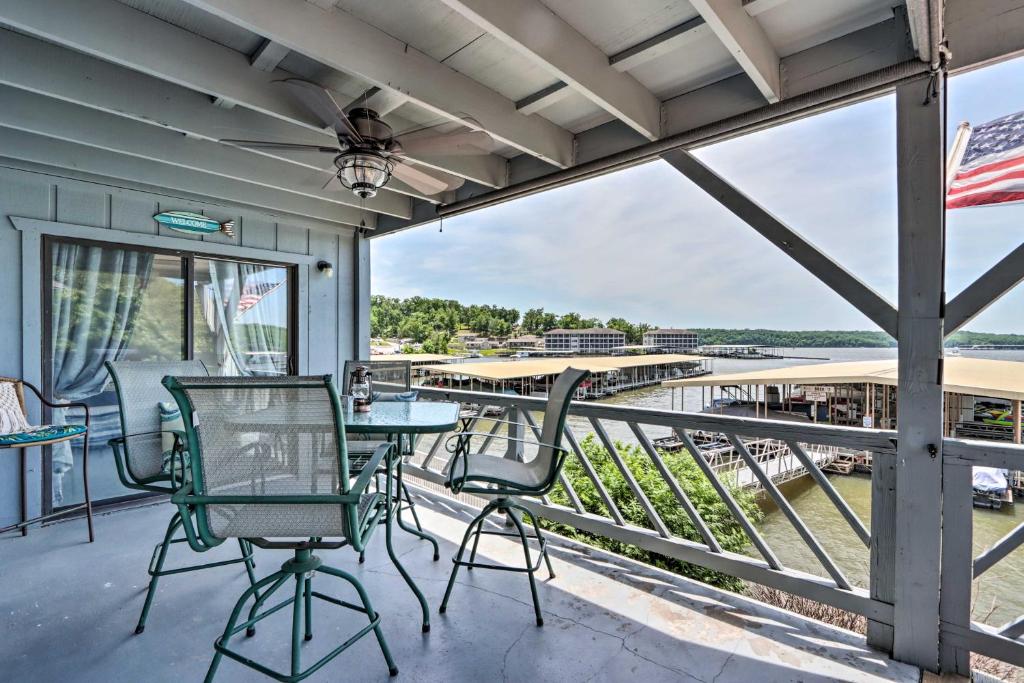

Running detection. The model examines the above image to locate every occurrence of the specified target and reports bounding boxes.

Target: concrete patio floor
[0,491,920,682]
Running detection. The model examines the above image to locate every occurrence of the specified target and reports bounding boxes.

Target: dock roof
[663,357,1024,402]
[422,354,705,381]
[370,353,461,363]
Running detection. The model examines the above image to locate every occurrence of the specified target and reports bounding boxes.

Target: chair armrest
[349,442,396,495]
[171,488,363,506]
[445,431,566,455]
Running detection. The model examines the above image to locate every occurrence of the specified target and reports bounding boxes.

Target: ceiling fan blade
[221,139,342,153]
[391,160,465,195]
[393,130,493,156]
[281,79,363,143]
[321,174,343,191]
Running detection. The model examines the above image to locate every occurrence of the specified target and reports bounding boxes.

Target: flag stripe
[947,190,1024,209]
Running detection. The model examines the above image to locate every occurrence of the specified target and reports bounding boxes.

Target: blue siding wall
[0,162,361,526]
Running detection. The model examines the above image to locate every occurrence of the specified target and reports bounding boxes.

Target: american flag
[947,110,1024,209]
[236,279,283,317]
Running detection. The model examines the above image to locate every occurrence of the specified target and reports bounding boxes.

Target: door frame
[36,229,303,514]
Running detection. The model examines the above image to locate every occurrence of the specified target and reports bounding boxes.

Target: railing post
[892,72,946,672]
[867,450,896,652]
[939,461,973,675]
[505,405,525,462]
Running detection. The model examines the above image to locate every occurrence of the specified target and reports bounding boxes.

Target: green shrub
[547,434,762,591]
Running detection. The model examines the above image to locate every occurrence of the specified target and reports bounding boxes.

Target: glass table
[346,400,460,632]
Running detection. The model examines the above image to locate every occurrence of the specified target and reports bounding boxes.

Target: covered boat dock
[422,354,710,398]
[664,357,1024,442]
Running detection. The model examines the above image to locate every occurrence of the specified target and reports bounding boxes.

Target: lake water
[581,347,1024,626]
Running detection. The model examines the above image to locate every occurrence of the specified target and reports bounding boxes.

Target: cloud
[373,58,1024,332]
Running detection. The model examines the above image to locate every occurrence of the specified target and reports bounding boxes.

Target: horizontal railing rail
[393,384,895,625]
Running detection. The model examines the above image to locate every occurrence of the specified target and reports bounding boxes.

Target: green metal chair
[342,359,437,563]
[105,360,259,634]
[163,374,398,682]
[439,367,590,626]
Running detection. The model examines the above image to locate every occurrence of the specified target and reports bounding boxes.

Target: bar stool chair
[439,367,589,626]
[163,374,399,682]
[105,360,259,634]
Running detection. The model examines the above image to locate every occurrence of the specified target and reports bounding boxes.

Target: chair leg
[439,502,494,615]
[205,570,288,683]
[303,574,313,641]
[245,574,292,638]
[238,539,261,597]
[291,574,305,678]
[508,510,544,627]
[318,563,399,677]
[401,481,424,533]
[520,506,555,579]
[81,435,95,543]
[135,512,183,634]
[466,522,483,571]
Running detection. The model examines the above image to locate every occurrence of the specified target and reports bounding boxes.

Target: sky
[372,56,1024,333]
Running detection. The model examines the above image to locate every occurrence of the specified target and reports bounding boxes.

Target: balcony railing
[387,384,1024,673]
[399,385,892,623]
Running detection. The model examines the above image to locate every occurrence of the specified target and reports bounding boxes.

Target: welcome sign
[153,211,235,237]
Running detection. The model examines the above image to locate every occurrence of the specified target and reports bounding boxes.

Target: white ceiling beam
[0,85,413,219]
[180,0,575,166]
[515,82,572,115]
[438,0,662,140]
[0,128,368,228]
[904,0,934,64]
[742,0,790,16]
[514,15,710,115]
[945,0,1024,73]
[345,87,409,118]
[609,16,711,72]
[0,29,444,205]
[689,0,782,103]
[0,0,507,190]
[250,39,290,72]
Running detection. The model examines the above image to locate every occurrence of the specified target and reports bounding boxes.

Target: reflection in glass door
[193,258,291,376]
[43,239,295,510]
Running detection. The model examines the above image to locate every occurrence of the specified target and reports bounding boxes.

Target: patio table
[347,400,459,632]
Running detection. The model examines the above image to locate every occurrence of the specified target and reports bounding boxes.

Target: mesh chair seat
[205,489,382,539]
[451,453,549,490]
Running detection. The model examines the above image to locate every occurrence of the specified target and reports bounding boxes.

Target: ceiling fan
[222,79,493,199]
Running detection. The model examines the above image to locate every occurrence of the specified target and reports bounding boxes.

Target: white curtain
[50,243,153,502]
[205,261,284,376]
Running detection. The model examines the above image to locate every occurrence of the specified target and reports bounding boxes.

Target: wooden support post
[892,73,946,672]
[353,230,371,361]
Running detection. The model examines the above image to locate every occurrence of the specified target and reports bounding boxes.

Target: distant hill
[692,329,895,348]
[693,329,1024,348]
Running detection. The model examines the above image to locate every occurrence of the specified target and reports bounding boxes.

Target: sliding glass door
[42,238,296,510]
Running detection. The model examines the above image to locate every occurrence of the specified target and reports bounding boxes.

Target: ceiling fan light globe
[336,152,392,199]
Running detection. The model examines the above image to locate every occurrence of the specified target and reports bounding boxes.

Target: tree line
[372,296,1024,350]
[371,295,657,346]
